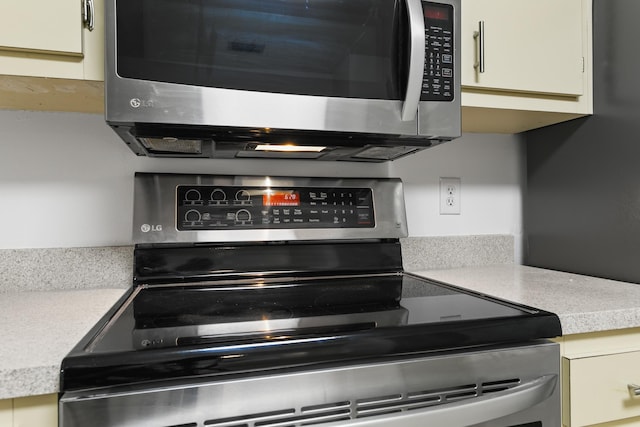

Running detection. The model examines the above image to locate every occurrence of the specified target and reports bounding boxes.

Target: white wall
[390,133,526,260]
[0,110,524,256]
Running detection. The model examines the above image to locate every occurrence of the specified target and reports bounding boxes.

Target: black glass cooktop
[62,271,561,392]
[86,274,538,353]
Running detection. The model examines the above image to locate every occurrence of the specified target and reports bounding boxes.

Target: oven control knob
[210,188,227,202]
[235,190,251,202]
[185,209,202,222]
[235,209,251,222]
[184,189,202,203]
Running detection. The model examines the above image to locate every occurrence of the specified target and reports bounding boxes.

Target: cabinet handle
[628,384,640,396]
[473,21,485,73]
[83,0,95,31]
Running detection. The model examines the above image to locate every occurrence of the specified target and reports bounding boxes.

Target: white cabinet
[0,399,12,426]
[0,0,83,56]
[0,0,104,80]
[462,0,583,97]
[556,328,640,427]
[461,0,593,134]
[0,0,104,113]
[0,394,58,427]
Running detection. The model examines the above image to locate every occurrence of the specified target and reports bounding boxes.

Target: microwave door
[106,0,419,137]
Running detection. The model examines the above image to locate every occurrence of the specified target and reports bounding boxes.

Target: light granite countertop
[412,265,640,335]
[0,288,127,400]
[4,264,640,401]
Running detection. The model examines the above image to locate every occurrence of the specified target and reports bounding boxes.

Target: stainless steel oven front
[60,341,559,427]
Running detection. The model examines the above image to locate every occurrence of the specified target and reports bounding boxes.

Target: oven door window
[116,0,405,100]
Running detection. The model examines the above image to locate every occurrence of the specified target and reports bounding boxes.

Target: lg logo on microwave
[130,98,154,108]
[141,224,163,233]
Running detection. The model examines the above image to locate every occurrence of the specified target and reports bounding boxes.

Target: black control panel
[421,1,454,102]
[176,186,375,230]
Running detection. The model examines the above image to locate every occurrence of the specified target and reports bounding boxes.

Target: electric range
[60,174,562,427]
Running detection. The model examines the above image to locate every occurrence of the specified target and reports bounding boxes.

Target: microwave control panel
[421,1,455,102]
[176,185,375,230]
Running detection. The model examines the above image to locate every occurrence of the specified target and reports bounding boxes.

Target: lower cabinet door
[564,351,640,426]
[13,394,58,427]
[0,398,13,426]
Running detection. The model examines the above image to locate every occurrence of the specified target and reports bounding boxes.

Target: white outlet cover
[439,177,461,215]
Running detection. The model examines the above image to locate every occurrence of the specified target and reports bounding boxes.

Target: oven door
[59,341,559,427]
[105,0,459,140]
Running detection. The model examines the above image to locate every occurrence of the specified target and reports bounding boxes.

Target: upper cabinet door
[0,0,83,56]
[461,0,584,97]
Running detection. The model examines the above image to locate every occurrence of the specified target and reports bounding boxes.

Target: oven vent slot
[351,378,522,420]
[203,404,352,427]
[175,378,522,427]
[354,383,478,418]
[481,378,521,394]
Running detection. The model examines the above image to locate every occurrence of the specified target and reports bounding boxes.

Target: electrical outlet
[439,177,461,215]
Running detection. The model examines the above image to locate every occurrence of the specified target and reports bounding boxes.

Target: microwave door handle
[401,0,426,122]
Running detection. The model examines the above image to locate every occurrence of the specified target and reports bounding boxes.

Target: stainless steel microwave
[105,0,461,162]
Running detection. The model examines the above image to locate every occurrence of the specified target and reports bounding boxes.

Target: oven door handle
[340,374,557,427]
[401,0,426,122]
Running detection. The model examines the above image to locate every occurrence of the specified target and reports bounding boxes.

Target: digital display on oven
[176,185,375,230]
[263,191,300,207]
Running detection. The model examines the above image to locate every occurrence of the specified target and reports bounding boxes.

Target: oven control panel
[133,174,406,243]
[176,185,375,230]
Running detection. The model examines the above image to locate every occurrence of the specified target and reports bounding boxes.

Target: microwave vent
[140,138,203,155]
[353,146,424,161]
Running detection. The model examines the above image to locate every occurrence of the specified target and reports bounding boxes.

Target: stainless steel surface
[417,0,461,139]
[473,21,485,73]
[401,0,426,122]
[104,0,461,158]
[629,384,640,397]
[60,341,560,427]
[132,174,408,244]
[106,79,419,136]
[104,0,417,136]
